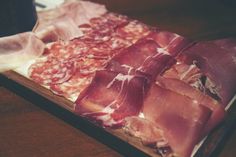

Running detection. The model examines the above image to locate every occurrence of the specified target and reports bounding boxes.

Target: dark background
[89,0,236,40]
[0,0,37,37]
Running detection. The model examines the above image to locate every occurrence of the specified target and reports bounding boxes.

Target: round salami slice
[103,13,128,27]
[88,42,113,58]
[50,72,93,101]
[108,35,132,50]
[116,20,151,43]
[74,57,107,75]
[28,57,76,85]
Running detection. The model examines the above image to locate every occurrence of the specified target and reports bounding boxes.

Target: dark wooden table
[1,1,236,157]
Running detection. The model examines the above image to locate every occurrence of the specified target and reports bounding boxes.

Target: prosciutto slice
[143,84,212,157]
[106,39,174,79]
[145,31,192,56]
[75,70,148,127]
[163,62,202,86]
[156,77,225,136]
[180,38,236,105]
[0,32,45,72]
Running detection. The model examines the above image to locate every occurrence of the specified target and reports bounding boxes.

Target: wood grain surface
[1,0,236,157]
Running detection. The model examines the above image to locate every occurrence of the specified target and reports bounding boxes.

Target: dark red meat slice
[156,77,226,136]
[143,84,212,157]
[106,39,174,79]
[180,38,236,105]
[75,70,148,127]
[145,31,192,56]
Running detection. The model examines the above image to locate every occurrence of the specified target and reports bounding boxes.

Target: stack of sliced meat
[74,31,191,126]
[29,10,155,101]
[27,1,236,157]
[123,39,236,157]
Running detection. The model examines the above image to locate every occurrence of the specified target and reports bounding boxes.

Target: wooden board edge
[0,70,162,157]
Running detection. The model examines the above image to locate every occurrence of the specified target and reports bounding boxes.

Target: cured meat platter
[0,1,236,157]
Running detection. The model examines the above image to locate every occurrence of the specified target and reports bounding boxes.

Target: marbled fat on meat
[181,38,236,105]
[106,39,175,80]
[75,70,148,127]
[156,77,225,137]
[143,84,212,157]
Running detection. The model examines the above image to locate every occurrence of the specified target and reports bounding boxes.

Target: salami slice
[50,72,93,101]
[108,35,132,51]
[28,57,76,85]
[74,57,107,75]
[116,20,151,43]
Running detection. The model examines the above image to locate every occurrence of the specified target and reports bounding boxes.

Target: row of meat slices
[75,36,233,157]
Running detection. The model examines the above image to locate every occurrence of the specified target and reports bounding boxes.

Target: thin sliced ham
[145,31,192,56]
[106,39,174,79]
[143,84,212,157]
[75,70,148,127]
[34,0,107,42]
[180,38,236,105]
[156,77,225,136]
[0,32,45,72]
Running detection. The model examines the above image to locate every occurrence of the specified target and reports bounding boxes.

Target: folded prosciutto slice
[142,84,212,157]
[75,70,148,127]
[106,38,175,80]
[156,77,225,136]
[0,32,45,72]
[144,31,192,56]
[180,38,236,105]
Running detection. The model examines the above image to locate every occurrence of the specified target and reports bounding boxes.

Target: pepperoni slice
[29,57,76,85]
